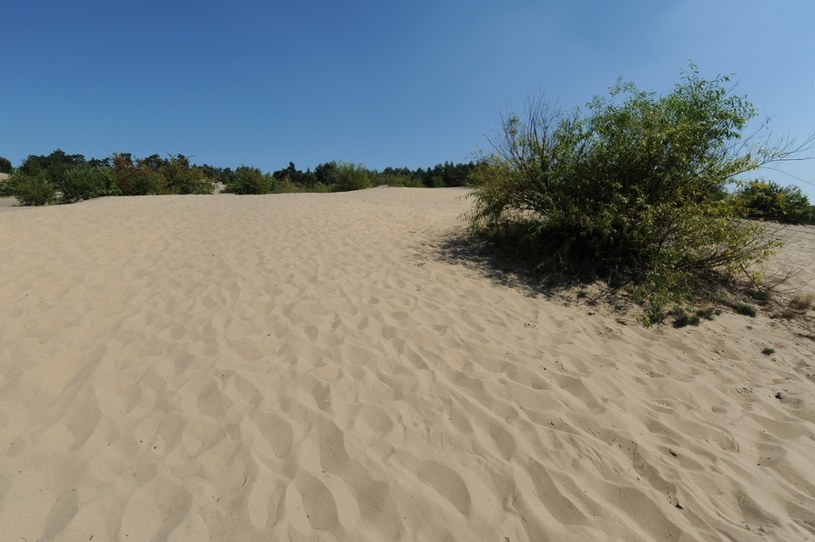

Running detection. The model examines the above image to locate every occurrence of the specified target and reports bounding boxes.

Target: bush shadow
[428,229,634,313]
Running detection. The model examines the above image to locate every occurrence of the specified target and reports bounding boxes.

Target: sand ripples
[1,189,814,541]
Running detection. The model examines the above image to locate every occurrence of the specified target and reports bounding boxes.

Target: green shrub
[162,155,215,194]
[10,173,56,206]
[470,66,785,313]
[270,177,329,193]
[126,168,166,195]
[0,175,14,197]
[735,180,812,224]
[0,156,11,174]
[271,177,304,193]
[696,307,720,321]
[225,166,273,194]
[112,154,167,195]
[734,303,757,317]
[62,165,116,203]
[331,162,372,192]
[671,308,701,328]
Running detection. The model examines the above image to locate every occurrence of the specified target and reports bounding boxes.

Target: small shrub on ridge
[62,165,116,203]
[225,167,273,194]
[10,172,56,206]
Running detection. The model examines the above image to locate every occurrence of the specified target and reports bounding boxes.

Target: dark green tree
[314,162,338,187]
[199,164,234,186]
[20,149,86,191]
[272,162,317,188]
[330,162,372,192]
[416,162,476,187]
[138,154,166,172]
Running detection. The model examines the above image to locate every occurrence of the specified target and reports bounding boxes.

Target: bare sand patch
[1,188,813,541]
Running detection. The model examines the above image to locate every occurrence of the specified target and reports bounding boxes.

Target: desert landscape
[0,188,813,541]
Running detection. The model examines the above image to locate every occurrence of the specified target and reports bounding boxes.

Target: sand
[1,188,813,541]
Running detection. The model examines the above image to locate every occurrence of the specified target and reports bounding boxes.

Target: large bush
[0,156,11,174]
[470,67,788,310]
[161,154,216,195]
[735,180,813,224]
[225,166,273,194]
[112,154,167,195]
[9,173,56,206]
[62,165,116,203]
[331,162,372,192]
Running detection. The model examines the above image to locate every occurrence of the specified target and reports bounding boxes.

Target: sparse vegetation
[734,303,757,317]
[672,308,701,328]
[789,292,814,312]
[779,291,815,319]
[761,347,775,356]
[669,306,721,328]
[697,307,721,321]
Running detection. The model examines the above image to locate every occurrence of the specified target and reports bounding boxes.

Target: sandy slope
[0,188,813,541]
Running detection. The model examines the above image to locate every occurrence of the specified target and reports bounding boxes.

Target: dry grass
[776,291,814,320]
[789,291,814,312]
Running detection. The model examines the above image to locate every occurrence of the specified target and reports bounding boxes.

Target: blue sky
[2,0,813,197]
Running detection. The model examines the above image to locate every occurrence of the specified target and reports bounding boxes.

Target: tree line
[0,150,477,205]
[0,146,812,227]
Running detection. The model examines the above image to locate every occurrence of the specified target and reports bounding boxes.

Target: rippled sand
[1,188,813,541]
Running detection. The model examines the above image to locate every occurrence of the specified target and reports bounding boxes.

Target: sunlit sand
[1,188,813,541]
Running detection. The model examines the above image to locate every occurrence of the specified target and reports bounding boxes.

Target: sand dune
[1,188,813,541]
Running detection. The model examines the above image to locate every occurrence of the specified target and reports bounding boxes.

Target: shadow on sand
[425,229,633,314]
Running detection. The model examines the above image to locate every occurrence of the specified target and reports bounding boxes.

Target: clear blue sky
[2,0,813,197]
